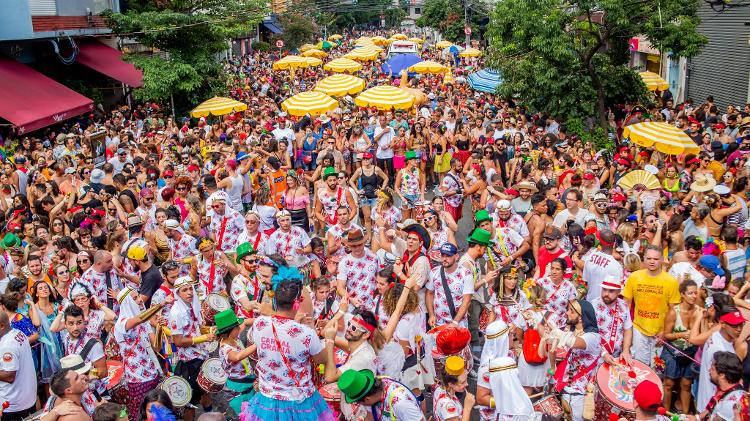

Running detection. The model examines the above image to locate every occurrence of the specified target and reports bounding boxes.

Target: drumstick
[658,407,681,421]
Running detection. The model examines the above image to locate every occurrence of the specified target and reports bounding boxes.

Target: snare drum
[594,360,662,421]
[532,395,564,421]
[197,358,228,393]
[102,360,128,404]
[319,383,342,419]
[160,376,192,408]
[205,340,219,354]
[202,294,230,325]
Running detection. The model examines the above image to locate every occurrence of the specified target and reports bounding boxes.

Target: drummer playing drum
[590,276,634,366]
[166,276,216,421]
[214,309,256,416]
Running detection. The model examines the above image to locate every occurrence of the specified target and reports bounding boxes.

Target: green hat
[467,228,491,247]
[475,210,491,224]
[214,309,243,335]
[235,242,256,263]
[338,369,375,403]
[405,150,417,160]
[0,233,21,250]
[323,166,337,180]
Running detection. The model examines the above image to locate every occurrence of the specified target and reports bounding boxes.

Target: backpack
[522,321,547,365]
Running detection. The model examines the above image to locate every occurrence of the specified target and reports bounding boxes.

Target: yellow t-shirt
[622,269,680,336]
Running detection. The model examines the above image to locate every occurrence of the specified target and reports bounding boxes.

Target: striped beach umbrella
[314,74,366,97]
[190,97,247,118]
[639,71,670,91]
[301,49,328,58]
[324,58,363,73]
[623,122,700,155]
[354,85,415,110]
[272,55,309,71]
[468,69,502,93]
[391,33,407,40]
[408,60,449,74]
[281,91,338,117]
[344,47,380,62]
[459,47,482,57]
[436,40,454,49]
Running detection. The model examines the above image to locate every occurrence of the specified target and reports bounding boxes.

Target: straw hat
[690,174,717,193]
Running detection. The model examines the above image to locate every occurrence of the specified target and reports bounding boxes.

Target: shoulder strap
[440,267,457,319]
[80,338,99,362]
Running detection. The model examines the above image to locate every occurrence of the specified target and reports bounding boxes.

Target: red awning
[77,42,143,88]
[0,57,94,134]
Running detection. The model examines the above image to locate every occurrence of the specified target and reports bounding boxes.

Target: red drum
[102,360,128,404]
[197,358,228,393]
[594,360,662,420]
[532,395,564,420]
[414,201,426,222]
[202,294,230,325]
[319,383,342,419]
[160,376,192,408]
[334,348,349,367]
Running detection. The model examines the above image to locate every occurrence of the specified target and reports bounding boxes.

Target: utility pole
[464,0,469,47]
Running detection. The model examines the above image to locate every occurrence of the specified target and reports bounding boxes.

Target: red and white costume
[336,249,379,312]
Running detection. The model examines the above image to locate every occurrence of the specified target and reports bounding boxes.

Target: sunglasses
[212,204,223,209]
[57,271,68,276]
[143,197,154,201]
[346,321,367,334]
[53,222,63,226]
[77,259,90,264]
[176,187,187,191]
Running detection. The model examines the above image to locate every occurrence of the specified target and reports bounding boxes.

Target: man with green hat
[0,233,21,275]
[394,148,425,221]
[314,166,356,230]
[213,309,255,414]
[0,233,21,251]
[230,242,261,319]
[338,369,424,420]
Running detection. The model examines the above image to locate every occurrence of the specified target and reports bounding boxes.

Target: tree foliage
[416,0,482,43]
[486,0,707,130]
[103,0,266,105]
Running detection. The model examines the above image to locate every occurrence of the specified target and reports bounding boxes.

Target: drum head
[201,358,228,384]
[161,376,193,407]
[104,361,123,389]
[595,360,662,411]
[319,383,341,401]
[205,341,219,353]
[207,294,230,311]
[334,349,348,366]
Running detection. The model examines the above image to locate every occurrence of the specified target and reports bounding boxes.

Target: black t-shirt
[138,264,163,307]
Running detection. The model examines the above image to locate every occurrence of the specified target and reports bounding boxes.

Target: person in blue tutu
[240,265,335,421]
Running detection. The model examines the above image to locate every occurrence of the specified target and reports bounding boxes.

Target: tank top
[670,304,691,350]
[359,169,381,199]
[456,138,470,151]
[227,174,244,212]
[663,177,679,193]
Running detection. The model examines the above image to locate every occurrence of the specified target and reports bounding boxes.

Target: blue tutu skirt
[239,390,336,421]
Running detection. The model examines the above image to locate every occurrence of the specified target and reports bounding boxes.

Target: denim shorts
[660,345,697,380]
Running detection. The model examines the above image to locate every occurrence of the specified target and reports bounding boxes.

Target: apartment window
[414,7,421,14]
[28,0,57,15]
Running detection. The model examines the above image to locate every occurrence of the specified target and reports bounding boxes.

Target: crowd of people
[0,28,750,421]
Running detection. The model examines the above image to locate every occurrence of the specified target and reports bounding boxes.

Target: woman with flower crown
[487,267,530,348]
[241,265,335,421]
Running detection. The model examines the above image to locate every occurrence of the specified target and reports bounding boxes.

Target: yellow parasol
[639,71,670,91]
[344,47,380,62]
[328,34,342,41]
[355,85,415,110]
[408,60,449,74]
[459,47,482,57]
[436,40,454,49]
[443,70,455,85]
[272,55,308,71]
[622,122,700,155]
[190,97,247,118]
[391,33,407,40]
[408,37,424,44]
[314,74,366,97]
[281,91,338,117]
[371,36,389,46]
[324,58,363,73]
[355,37,372,44]
[299,44,316,52]
[301,49,328,58]
[355,38,376,47]
[301,56,323,67]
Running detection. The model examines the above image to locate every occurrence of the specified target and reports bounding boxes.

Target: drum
[334,348,349,367]
[197,358,228,393]
[532,395,564,420]
[414,201,426,222]
[202,294,230,325]
[319,383,342,419]
[594,360,662,421]
[160,376,192,408]
[102,360,128,404]
[205,341,219,354]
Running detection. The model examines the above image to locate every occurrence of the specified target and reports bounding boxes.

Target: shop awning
[263,21,283,34]
[77,42,143,87]
[0,57,93,134]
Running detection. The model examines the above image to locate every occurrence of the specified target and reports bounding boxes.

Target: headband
[486,326,510,339]
[489,363,517,372]
[351,316,376,334]
[596,231,614,247]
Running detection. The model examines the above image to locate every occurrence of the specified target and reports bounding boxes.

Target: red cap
[720,310,747,325]
[612,193,627,203]
[505,188,519,197]
[633,380,662,410]
[616,158,629,166]
[163,170,174,177]
[687,157,701,165]
[362,152,373,159]
[583,172,595,180]
[187,164,200,172]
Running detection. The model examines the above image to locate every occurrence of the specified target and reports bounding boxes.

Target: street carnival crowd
[2,29,750,421]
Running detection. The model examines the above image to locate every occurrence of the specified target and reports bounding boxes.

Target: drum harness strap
[371,376,420,421]
[553,348,599,395]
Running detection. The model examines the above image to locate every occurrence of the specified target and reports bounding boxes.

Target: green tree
[486,0,707,130]
[416,0,483,43]
[104,0,266,106]
[276,12,317,49]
